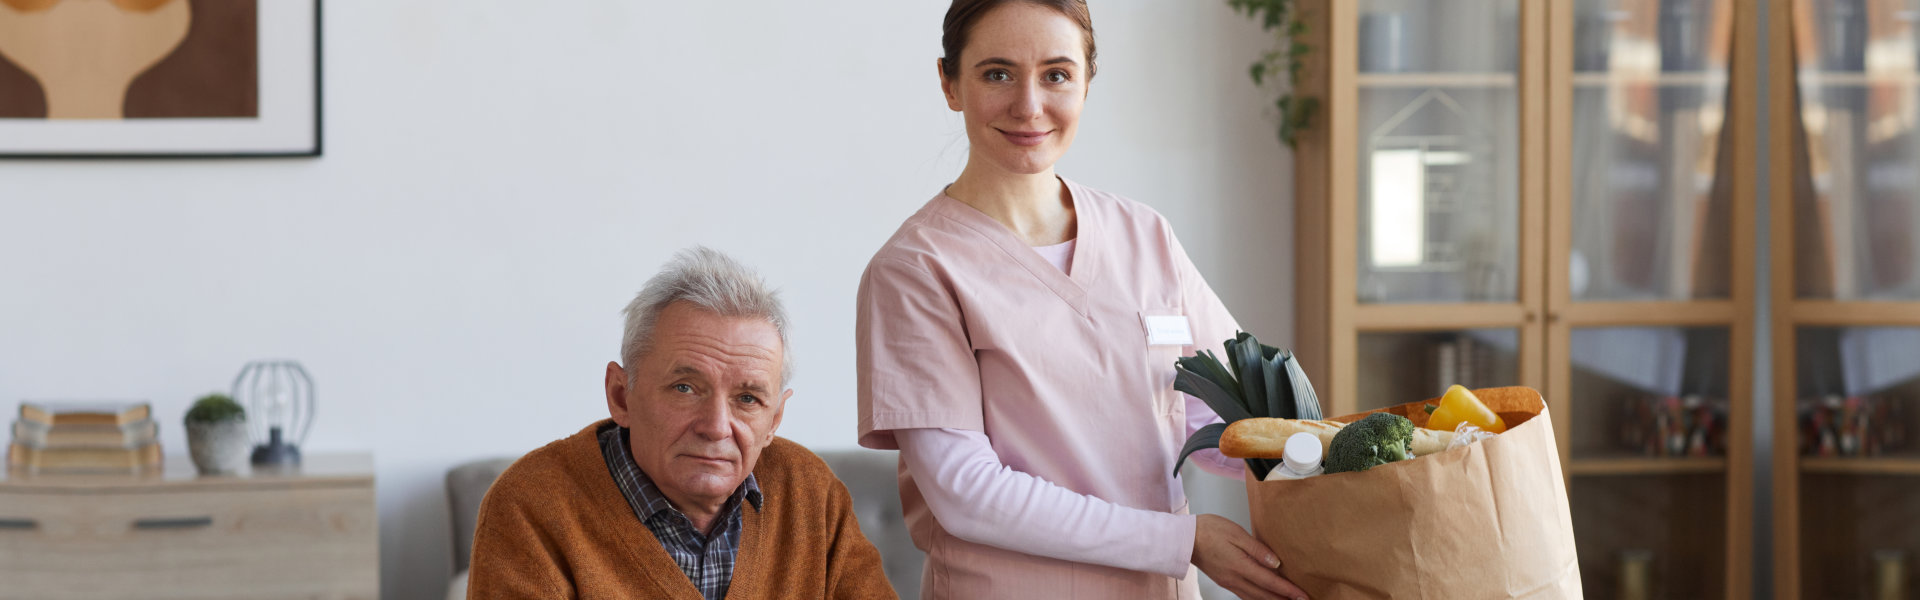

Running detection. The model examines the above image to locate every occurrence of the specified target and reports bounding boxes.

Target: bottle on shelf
[1875,549,1907,600]
[1618,549,1653,600]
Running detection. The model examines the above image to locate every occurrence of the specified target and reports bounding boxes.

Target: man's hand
[1191,514,1310,600]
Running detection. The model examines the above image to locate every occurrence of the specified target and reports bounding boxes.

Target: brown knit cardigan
[467,420,898,599]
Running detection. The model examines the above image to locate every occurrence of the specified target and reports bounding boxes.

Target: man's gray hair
[621,246,792,387]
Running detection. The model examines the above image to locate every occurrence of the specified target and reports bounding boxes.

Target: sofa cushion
[447,457,518,573]
[817,448,923,599]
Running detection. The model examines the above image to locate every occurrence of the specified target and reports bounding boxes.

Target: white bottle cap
[1283,432,1322,473]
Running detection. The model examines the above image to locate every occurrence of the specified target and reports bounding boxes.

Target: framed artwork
[0,0,320,158]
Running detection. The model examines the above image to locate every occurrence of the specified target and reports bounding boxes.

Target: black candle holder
[251,425,302,467]
[231,360,316,468]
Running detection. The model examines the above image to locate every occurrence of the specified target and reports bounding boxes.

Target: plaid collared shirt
[599,425,762,600]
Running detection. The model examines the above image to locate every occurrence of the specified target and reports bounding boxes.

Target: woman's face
[941,2,1089,177]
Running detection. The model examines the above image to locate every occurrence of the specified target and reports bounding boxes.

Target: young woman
[855,2,1310,599]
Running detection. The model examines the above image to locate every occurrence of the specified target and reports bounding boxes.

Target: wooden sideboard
[0,453,378,600]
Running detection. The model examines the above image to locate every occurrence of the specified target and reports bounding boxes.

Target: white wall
[0,2,1291,598]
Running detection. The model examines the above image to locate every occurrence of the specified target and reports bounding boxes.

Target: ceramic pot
[186,420,249,475]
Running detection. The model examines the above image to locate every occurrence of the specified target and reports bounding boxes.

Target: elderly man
[469,247,895,599]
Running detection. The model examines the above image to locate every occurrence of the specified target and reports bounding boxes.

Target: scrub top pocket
[1138,309,1190,417]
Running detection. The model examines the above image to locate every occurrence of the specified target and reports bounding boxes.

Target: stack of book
[7,401,162,473]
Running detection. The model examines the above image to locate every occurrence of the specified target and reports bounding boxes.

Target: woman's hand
[1191,514,1310,600]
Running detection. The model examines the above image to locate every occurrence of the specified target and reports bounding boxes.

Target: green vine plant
[1228,0,1316,148]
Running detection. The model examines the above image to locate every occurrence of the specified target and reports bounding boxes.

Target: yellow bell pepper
[1425,385,1507,434]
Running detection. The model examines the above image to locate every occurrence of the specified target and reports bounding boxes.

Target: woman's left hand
[1191,514,1310,600]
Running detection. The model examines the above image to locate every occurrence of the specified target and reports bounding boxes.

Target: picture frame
[0,0,322,158]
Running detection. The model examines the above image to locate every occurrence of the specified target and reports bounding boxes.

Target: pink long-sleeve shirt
[893,239,1243,578]
[857,179,1246,599]
[895,421,1241,578]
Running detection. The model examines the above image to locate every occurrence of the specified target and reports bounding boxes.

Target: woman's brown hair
[940,0,1096,80]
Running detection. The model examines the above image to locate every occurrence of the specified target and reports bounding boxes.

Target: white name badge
[1144,315,1194,346]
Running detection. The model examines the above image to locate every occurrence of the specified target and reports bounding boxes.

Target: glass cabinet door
[1554,2,1745,598]
[1567,326,1732,462]
[1793,326,1920,599]
[1569,0,1735,301]
[1355,328,1521,411]
[1355,0,1522,304]
[1795,327,1920,462]
[1565,325,1732,599]
[1571,473,1727,599]
[1793,0,1920,300]
[1779,2,1920,597]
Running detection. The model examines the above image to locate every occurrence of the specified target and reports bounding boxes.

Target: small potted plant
[185,393,249,475]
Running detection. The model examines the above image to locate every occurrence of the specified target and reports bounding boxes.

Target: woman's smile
[998,128,1051,147]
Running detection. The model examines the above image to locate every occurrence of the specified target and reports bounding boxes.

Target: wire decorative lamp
[231,360,315,467]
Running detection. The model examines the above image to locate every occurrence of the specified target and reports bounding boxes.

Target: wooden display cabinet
[1292,1,1757,597]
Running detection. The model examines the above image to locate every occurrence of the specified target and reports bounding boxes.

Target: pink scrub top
[857,177,1240,600]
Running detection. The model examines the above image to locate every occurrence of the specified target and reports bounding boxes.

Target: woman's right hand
[1191,514,1310,600]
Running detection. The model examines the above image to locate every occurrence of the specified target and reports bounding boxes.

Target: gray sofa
[444,449,925,599]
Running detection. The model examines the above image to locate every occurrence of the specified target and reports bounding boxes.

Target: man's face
[605,302,790,512]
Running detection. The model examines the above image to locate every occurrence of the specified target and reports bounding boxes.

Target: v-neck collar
[581,421,767,600]
[931,175,1099,318]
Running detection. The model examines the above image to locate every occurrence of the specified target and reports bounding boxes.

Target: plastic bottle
[1264,432,1325,481]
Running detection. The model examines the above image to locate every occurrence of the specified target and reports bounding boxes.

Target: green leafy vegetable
[1172,331,1326,479]
[1324,413,1415,474]
[1262,352,1288,422]
[1175,368,1253,423]
[1174,422,1229,474]
[1234,333,1268,418]
[1283,352,1323,421]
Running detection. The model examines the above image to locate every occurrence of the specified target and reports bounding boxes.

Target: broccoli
[1324,413,1416,474]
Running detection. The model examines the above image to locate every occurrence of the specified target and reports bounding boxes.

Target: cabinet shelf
[1358,71,1731,90]
[1572,71,1729,88]
[1560,301,1739,327]
[1786,301,1920,327]
[1793,70,1920,87]
[1355,72,1515,88]
[1352,303,1528,330]
[1798,457,1920,476]
[1569,457,1729,476]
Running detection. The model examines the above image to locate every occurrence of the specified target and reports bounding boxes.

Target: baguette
[1219,418,1342,459]
[1220,417,1459,459]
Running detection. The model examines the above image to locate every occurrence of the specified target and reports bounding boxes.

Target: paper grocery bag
[1244,386,1582,599]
